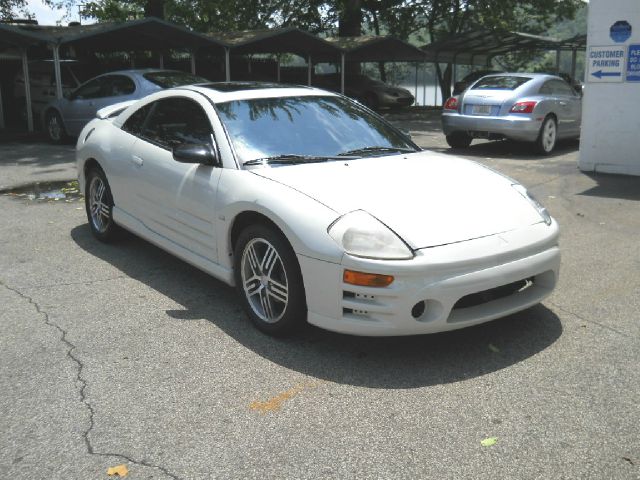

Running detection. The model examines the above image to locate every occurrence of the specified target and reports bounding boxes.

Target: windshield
[215,95,416,164]
[471,76,532,90]
[143,71,208,88]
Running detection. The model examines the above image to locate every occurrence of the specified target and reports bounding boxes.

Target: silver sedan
[43,69,207,143]
[442,73,582,154]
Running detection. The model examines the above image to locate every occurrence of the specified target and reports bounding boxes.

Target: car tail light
[444,97,459,110]
[510,101,537,114]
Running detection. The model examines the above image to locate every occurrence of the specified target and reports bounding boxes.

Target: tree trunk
[371,9,386,82]
[338,0,363,75]
[436,63,453,104]
[144,0,165,19]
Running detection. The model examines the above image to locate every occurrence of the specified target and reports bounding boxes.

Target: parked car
[76,82,560,337]
[13,59,100,121]
[442,73,582,154]
[43,69,208,143]
[315,73,414,109]
[452,69,502,95]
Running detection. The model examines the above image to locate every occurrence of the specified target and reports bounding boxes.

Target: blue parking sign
[627,44,640,82]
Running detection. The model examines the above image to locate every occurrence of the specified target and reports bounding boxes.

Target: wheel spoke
[246,244,262,275]
[259,289,274,321]
[244,276,262,297]
[100,202,110,217]
[261,245,278,276]
[267,279,288,304]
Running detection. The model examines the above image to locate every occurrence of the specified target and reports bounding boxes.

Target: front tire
[46,110,66,144]
[535,115,557,155]
[234,224,306,335]
[446,131,472,149]
[85,167,121,243]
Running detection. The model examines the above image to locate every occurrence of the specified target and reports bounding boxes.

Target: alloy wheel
[240,238,289,324]
[542,119,556,153]
[48,114,61,142]
[88,176,110,233]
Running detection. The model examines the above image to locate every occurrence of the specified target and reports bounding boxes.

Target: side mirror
[173,143,219,166]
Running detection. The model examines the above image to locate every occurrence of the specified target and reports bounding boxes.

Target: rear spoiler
[96,100,137,120]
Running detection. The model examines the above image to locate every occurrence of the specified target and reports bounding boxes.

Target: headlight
[328,210,413,260]
[512,184,552,225]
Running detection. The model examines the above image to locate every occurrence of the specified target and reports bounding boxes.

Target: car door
[125,96,222,262]
[64,74,137,135]
[550,80,581,137]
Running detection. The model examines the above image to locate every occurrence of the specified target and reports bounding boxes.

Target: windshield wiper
[337,146,417,157]
[243,153,355,166]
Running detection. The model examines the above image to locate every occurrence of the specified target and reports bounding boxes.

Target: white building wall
[579,0,640,176]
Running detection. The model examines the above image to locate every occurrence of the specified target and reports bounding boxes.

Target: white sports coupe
[76,82,560,336]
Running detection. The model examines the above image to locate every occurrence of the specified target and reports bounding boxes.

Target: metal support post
[21,50,34,131]
[53,45,63,100]
[340,52,345,94]
[225,48,230,81]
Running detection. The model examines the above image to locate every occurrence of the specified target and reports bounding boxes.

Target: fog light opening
[411,301,426,319]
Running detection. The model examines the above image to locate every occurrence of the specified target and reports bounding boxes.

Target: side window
[103,75,136,97]
[551,80,575,96]
[539,81,553,95]
[73,78,103,99]
[122,104,152,136]
[141,97,213,149]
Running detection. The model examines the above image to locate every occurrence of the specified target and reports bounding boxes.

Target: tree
[0,0,29,20]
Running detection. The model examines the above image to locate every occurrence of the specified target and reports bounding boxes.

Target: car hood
[250,151,544,249]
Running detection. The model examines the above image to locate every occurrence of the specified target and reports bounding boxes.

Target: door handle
[130,155,144,167]
[559,101,568,106]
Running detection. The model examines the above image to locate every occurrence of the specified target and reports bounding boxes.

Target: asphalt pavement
[0,111,639,479]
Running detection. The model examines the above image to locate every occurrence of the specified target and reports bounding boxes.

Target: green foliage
[0,0,30,20]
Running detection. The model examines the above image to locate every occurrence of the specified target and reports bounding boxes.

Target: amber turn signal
[343,269,394,287]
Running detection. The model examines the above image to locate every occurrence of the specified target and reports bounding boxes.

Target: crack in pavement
[548,300,630,338]
[0,279,182,480]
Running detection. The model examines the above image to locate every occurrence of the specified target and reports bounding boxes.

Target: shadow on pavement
[441,138,580,160]
[579,172,640,201]
[71,224,562,389]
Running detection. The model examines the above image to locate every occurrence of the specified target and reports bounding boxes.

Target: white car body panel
[251,153,542,249]
[77,85,560,336]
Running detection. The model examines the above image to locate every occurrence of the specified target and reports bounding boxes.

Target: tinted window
[122,104,152,136]
[102,75,136,96]
[73,78,103,99]
[549,79,575,96]
[143,71,207,88]
[141,98,213,149]
[471,76,532,90]
[215,95,415,164]
[539,81,553,95]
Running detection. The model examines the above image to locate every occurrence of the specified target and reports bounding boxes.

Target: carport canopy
[0,17,227,132]
[422,28,564,66]
[208,27,340,83]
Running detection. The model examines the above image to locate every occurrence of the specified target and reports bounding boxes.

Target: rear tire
[234,224,306,336]
[46,110,67,144]
[446,132,472,149]
[535,115,557,155]
[85,167,122,243]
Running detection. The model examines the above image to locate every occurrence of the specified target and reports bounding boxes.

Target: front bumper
[442,112,542,142]
[298,221,560,336]
[379,93,414,107]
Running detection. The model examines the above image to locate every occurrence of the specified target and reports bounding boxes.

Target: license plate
[472,105,492,115]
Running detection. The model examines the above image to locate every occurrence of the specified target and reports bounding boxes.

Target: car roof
[481,72,560,80]
[178,82,337,103]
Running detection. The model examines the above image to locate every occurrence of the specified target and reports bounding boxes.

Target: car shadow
[578,172,640,201]
[71,224,563,389]
[440,138,579,160]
